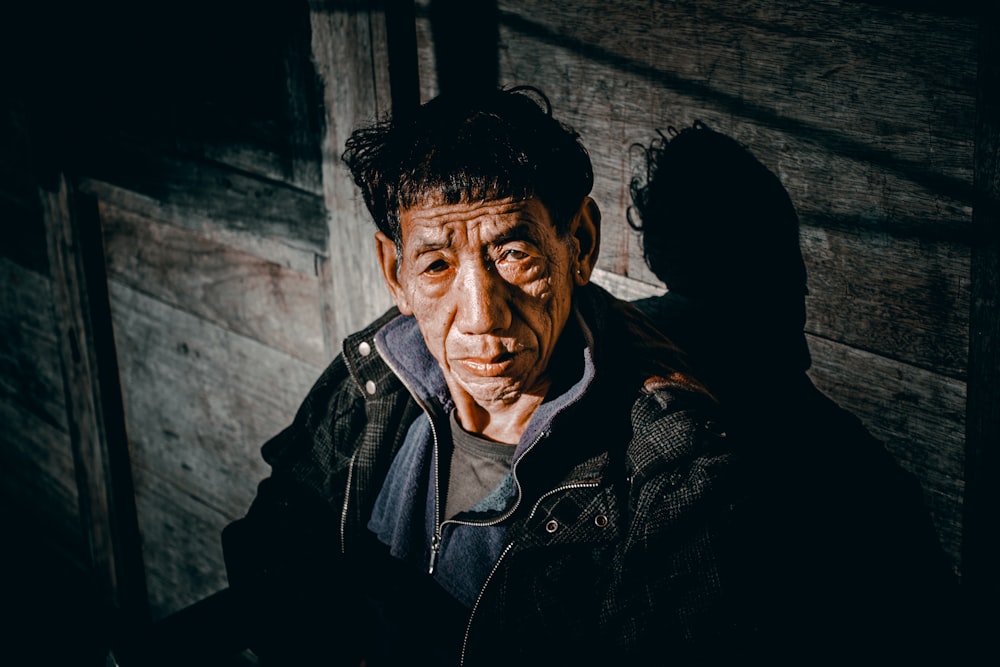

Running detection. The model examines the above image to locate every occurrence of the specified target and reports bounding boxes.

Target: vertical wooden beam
[310,0,396,356]
[41,175,149,640]
[385,0,421,118]
[964,1,1000,625]
[427,0,499,96]
[285,1,325,194]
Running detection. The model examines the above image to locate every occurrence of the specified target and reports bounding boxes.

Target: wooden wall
[1,0,994,637]
[411,0,980,571]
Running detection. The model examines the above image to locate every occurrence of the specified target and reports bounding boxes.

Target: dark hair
[342,86,593,245]
[628,122,807,300]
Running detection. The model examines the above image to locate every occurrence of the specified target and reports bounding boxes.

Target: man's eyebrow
[491,222,542,247]
[411,238,449,254]
[407,228,453,254]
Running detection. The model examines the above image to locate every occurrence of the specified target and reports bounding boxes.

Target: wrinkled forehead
[398,196,555,246]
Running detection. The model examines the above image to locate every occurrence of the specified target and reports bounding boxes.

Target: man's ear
[375,231,413,315]
[571,197,601,286]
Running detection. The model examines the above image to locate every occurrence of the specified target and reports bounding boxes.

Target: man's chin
[459,377,526,406]
[456,372,552,407]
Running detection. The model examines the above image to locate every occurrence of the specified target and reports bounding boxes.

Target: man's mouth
[456,351,518,377]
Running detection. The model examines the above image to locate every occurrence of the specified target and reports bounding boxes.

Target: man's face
[377,196,597,412]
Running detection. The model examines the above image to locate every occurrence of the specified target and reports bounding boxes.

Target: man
[222,89,746,666]
[628,122,962,664]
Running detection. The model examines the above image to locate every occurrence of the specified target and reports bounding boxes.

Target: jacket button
[594,514,609,528]
[358,341,371,356]
[365,380,376,395]
[544,519,559,533]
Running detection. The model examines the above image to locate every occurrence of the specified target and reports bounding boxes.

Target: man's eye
[501,249,530,261]
[423,259,450,274]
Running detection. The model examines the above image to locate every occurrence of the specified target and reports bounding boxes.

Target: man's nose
[456,262,511,334]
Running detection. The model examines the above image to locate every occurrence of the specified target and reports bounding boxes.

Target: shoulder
[262,306,404,471]
[627,381,731,482]
[580,284,709,397]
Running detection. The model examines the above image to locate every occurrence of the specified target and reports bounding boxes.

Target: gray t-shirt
[444,409,516,520]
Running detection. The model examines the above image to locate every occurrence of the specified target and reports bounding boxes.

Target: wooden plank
[131,467,233,620]
[807,334,965,567]
[107,280,320,617]
[79,178,319,277]
[310,2,396,354]
[800,224,970,378]
[108,280,319,520]
[385,0,422,117]
[77,151,328,259]
[420,0,499,97]
[963,4,1000,596]
[283,0,325,194]
[495,0,976,198]
[414,2,441,101]
[100,202,328,368]
[40,175,150,625]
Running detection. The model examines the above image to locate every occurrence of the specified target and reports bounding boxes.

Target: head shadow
[628,122,811,378]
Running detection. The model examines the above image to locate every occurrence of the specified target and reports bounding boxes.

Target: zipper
[459,540,516,666]
[373,335,449,575]
[431,426,547,574]
[459,477,601,665]
[369,334,605,660]
[339,446,359,554]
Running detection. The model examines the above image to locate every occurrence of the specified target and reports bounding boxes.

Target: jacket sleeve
[617,391,751,665]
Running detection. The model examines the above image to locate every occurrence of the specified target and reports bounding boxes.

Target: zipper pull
[429,531,442,575]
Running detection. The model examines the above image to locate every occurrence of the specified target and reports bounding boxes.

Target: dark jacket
[222,284,748,666]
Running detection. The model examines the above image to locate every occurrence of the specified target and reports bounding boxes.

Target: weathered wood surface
[77,151,328,262]
[464,0,978,379]
[109,279,319,520]
[197,2,323,196]
[800,225,970,378]
[108,280,319,617]
[100,202,328,368]
[130,467,234,619]
[310,2,396,354]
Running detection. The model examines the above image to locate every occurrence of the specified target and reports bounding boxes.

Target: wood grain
[77,152,328,260]
[107,281,322,617]
[100,202,328,368]
[109,280,318,519]
[801,224,970,378]
[131,466,233,620]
